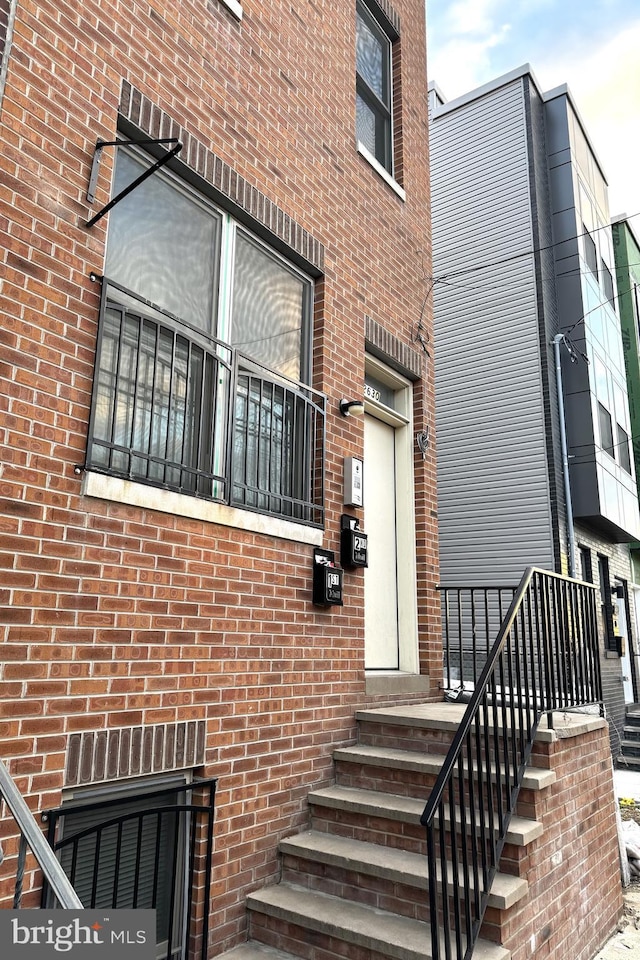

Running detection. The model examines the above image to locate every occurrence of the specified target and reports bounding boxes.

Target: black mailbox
[312,548,343,606]
[340,514,368,569]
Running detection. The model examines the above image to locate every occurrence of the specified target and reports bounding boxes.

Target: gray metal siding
[432,79,556,584]
[525,78,566,573]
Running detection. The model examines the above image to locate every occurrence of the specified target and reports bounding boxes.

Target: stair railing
[421,567,602,960]
[439,584,517,693]
[0,760,83,908]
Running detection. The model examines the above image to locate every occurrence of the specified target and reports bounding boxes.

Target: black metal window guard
[423,568,603,960]
[85,279,325,527]
[42,778,217,960]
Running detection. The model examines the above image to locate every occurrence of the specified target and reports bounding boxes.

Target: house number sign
[364,383,381,402]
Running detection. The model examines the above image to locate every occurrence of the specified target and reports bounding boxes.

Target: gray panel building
[429,65,640,758]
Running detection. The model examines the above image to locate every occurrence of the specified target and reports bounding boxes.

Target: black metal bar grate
[85,281,325,527]
[42,779,217,960]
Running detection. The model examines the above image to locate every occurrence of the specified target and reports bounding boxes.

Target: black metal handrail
[0,760,82,908]
[422,568,603,960]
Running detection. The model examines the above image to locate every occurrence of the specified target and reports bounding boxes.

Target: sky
[425,0,640,221]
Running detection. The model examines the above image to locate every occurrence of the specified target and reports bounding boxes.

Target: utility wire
[427,211,640,286]
[441,260,640,293]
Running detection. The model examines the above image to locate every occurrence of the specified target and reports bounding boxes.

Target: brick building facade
[0,0,438,955]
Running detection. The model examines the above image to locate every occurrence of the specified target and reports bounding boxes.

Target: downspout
[553,333,576,578]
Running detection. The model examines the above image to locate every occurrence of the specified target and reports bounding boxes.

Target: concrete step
[334,742,556,792]
[625,707,640,729]
[217,945,299,960]
[617,757,640,773]
[356,703,467,732]
[280,829,528,911]
[247,881,510,960]
[308,783,543,847]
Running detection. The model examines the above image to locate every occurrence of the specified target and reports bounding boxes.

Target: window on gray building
[598,402,615,458]
[583,226,598,278]
[601,260,616,308]
[617,423,632,474]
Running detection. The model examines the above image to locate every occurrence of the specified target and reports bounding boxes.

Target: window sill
[82,472,324,546]
[220,0,242,20]
[356,142,406,201]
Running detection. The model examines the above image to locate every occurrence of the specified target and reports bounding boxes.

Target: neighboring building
[0,0,439,954]
[429,66,640,757]
[612,214,640,683]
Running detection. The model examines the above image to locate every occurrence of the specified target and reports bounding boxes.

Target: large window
[356,0,394,174]
[86,149,325,526]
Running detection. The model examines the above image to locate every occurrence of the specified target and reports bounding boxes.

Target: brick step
[308,784,543,849]
[246,881,510,960]
[353,703,563,761]
[355,703,466,753]
[619,740,640,758]
[334,743,556,797]
[280,829,528,912]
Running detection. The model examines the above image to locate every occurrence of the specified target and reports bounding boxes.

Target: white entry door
[364,413,400,668]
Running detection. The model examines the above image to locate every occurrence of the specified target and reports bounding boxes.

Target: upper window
[601,260,616,308]
[583,225,598,278]
[86,149,325,526]
[356,0,393,174]
[220,0,242,19]
[598,401,614,458]
[617,423,632,474]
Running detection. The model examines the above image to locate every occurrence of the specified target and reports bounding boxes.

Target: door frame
[364,355,419,674]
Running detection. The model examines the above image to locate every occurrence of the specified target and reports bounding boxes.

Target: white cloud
[535,20,640,217]
[444,0,507,36]
[427,28,511,99]
[427,10,640,220]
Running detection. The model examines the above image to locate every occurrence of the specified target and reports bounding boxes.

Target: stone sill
[365,673,431,697]
[536,710,607,742]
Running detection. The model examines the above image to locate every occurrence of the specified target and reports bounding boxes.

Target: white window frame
[355,0,404,199]
[220,0,242,21]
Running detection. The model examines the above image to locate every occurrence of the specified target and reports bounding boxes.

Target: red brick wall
[490,720,623,960]
[0,0,438,951]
